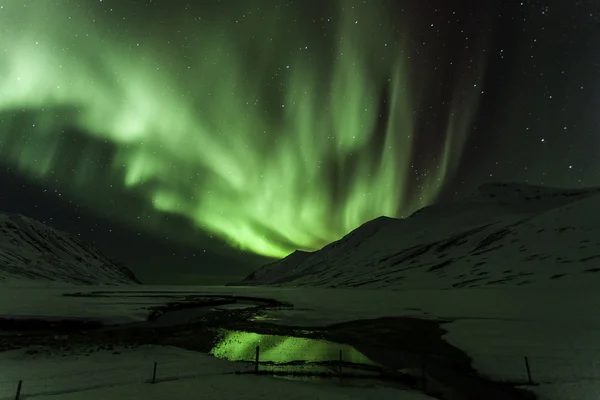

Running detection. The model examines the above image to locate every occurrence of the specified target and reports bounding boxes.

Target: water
[149,302,257,327]
[210,329,378,366]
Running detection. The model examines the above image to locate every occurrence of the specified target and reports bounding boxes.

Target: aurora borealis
[1,0,599,282]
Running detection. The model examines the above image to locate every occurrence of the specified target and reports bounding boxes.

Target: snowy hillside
[0,213,140,285]
[234,182,600,289]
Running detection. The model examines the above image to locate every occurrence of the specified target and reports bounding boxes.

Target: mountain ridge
[0,212,140,285]
[232,182,600,289]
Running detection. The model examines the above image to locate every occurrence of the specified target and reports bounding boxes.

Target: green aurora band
[0,1,486,258]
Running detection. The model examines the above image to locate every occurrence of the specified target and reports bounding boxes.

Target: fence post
[339,350,343,376]
[421,355,427,392]
[524,356,533,385]
[254,345,260,373]
[151,361,157,384]
[14,380,22,400]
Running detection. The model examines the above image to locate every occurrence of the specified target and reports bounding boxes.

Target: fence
[247,345,385,378]
[0,345,405,400]
[467,351,600,385]
[0,347,559,400]
[0,356,249,400]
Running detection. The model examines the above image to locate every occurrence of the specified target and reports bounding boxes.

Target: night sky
[0,0,599,284]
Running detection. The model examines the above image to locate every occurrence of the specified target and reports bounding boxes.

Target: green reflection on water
[210,329,376,365]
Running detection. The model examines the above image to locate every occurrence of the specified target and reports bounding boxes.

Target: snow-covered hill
[233,182,600,289]
[0,213,140,285]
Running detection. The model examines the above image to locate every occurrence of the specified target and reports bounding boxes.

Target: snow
[1,284,598,399]
[0,212,139,285]
[234,183,600,291]
[0,345,433,400]
[34,378,432,400]
[0,286,151,324]
[2,183,600,399]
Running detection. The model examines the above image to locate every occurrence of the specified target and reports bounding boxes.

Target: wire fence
[0,345,396,400]
[0,356,250,400]
[0,347,588,399]
[468,352,600,384]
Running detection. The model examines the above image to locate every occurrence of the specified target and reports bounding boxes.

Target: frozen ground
[2,183,598,398]
[0,345,432,400]
[235,184,600,292]
[0,213,139,285]
[1,283,599,399]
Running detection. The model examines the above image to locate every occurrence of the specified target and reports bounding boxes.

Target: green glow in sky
[210,329,377,366]
[0,1,485,258]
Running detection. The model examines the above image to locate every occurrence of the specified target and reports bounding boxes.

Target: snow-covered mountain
[233,182,600,289]
[0,212,140,285]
